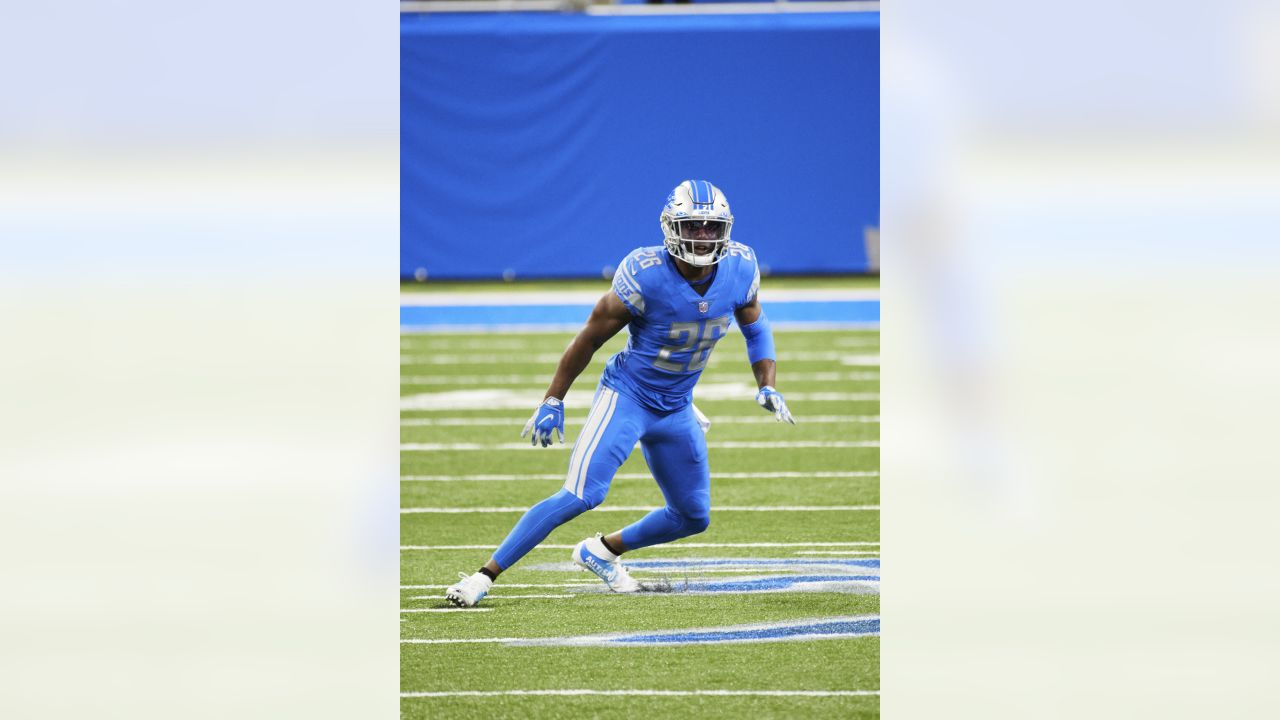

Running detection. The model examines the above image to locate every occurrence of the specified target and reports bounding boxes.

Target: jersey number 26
[654,316,731,373]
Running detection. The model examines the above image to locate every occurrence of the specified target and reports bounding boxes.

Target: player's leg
[447,386,641,606]
[563,388,658,592]
[614,404,711,552]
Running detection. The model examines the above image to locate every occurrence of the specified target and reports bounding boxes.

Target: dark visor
[676,219,728,241]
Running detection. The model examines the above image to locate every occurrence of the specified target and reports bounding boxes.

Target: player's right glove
[520,397,565,447]
[755,386,796,425]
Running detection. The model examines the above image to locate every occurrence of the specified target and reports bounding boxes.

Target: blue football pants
[491,385,711,570]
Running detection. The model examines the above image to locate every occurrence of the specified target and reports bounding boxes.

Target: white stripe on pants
[563,387,619,499]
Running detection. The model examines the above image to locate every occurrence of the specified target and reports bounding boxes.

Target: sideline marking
[399,441,879,451]
[401,471,878,482]
[401,689,879,697]
[401,505,879,514]
[400,608,493,613]
[401,541,879,550]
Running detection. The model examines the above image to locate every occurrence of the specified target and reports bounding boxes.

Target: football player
[446,180,794,607]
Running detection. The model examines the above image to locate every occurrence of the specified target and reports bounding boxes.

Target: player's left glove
[755,386,796,425]
[520,397,565,447]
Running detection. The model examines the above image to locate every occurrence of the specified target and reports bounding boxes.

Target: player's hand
[755,386,796,425]
[520,397,565,447]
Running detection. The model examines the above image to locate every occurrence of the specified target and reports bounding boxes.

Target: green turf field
[401,320,880,718]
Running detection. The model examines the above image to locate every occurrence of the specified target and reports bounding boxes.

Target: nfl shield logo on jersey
[698,301,709,314]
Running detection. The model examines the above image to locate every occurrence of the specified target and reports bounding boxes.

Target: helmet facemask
[660,180,734,266]
[663,217,732,266]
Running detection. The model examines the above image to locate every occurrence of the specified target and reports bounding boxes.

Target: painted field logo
[526,557,880,596]
[507,616,880,647]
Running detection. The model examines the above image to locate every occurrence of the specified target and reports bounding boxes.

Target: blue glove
[755,386,796,425]
[520,397,565,447]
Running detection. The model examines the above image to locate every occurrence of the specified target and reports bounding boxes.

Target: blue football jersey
[602,243,762,411]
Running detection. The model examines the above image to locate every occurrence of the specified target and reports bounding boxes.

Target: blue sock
[491,489,589,570]
[619,506,710,552]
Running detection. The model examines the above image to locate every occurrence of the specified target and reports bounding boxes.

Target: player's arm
[734,296,795,424]
[545,291,631,400]
[521,292,632,446]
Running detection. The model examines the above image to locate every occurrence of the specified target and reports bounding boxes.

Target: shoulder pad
[612,248,664,316]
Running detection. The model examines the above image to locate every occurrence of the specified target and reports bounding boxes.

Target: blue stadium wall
[401,11,879,280]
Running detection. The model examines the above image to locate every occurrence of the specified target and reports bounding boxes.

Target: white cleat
[572,535,641,593]
[444,572,493,607]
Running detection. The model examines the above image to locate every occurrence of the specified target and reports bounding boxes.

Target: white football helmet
[660,180,734,266]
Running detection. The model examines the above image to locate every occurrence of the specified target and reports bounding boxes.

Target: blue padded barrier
[401,12,879,279]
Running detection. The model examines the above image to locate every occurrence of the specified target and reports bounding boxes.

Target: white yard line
[832,337,881,347]
[402,322,878,334]
[401,505,879,514]
[401,538,880,548]
[400,386,876,411]
[408,594,575,600]
[400,414,879,426]
[402,583,595,589]
[400,689,880,697]
[401,638,527,644]
[400,340,559,350]
[400,608,493,613]
[400,470,878,481]
[401,541,878,550]
[400,373,879,387]
[402,353,575,365]
[401,323,584,333]
[793,550,881,556]
[400,374,548,385]
[400,289,879,306]
[401,352,878,365]
[400,441,879,451]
